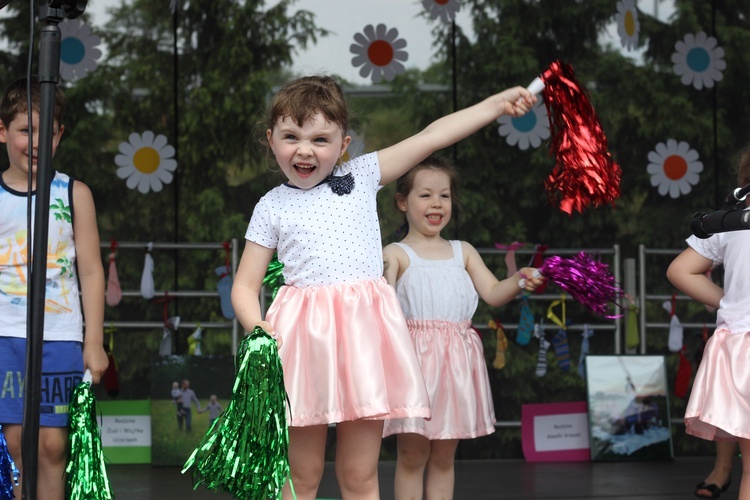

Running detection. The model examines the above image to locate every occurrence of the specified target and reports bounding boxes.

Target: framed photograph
[585,355,673,461]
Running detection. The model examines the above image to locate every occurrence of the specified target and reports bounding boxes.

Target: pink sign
[521,401,590,462]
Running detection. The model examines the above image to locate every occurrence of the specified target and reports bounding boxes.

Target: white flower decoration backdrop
[59,19,102,81]
[350,24,409,83]
[116,131,178,194]
[615,0,640,51]
[497,101,549,151]
[672,32,725,90]
[647,139,703,199]
[422,0,460,24]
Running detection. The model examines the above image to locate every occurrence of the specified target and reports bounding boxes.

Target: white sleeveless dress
[383,241,496,439]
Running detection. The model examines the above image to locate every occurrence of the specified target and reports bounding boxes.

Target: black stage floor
[108,456,738,499]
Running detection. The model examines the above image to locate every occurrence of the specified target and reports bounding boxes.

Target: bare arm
[377,87,536,186]
[666,247,723,309]
[382,244,404,286]
[463,242,544,307]
[231,241,277,337]
[72,181,108,383]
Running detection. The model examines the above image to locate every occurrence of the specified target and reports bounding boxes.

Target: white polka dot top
[246,152,385,287]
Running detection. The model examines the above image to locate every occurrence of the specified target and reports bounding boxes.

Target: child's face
[398,168,452,237]
[267,112,350,190]
[0,111,63,185]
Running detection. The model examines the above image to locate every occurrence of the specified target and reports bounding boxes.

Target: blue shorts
[0,337,84,427]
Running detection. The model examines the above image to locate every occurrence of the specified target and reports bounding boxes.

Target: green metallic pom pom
[183,326,291,499]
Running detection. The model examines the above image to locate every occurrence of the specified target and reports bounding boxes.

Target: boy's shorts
[0,337,84,427]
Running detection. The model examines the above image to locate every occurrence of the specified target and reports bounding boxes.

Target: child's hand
[83,343,110,384]
[256,320,282,349]
[496,86,536,117]
[518,267,546,291]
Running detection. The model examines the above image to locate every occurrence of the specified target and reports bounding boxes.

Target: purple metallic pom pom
[539,252,623,317]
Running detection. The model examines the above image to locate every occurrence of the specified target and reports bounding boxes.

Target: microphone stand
[22,2,85,498]
[690,181,750,239]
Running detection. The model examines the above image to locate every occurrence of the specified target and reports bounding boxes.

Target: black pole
[21,2,85,498]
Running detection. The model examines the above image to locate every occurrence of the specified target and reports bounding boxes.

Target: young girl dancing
[231,75,535,500]
[667,142,750,500]
[382,156,544,499]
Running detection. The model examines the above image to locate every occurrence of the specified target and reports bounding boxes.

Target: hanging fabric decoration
[59,19,102,81]
[66,370,115,500]
[182,326,291,499]
[140,242,155,299]
[534,324,550,377]
[664,294,683,352]
[489,319,508,370]
[0,424,19,498]
[578,324,594,379]
[625,294,639,349]
[516,295,534,346]
[494,241,526,277]
[350,24,409,83]
[188,325,203,356]
[674,345,693,399]
[547,296,570,372]
[216,242,235,320]
[156,293,178,357]
[519,252,623,318]
[105,239,122,307]
[103,325,120,397]
[526,61,621,214]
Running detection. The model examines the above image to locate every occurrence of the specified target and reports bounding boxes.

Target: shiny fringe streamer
[262,254,285,300]
[1,424,19,499]
[182,326,291,499]
[539,61,621,214]
[65,375,115,500]
[538,252,623,318]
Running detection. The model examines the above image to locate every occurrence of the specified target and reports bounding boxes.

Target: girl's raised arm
[377,86,535,186]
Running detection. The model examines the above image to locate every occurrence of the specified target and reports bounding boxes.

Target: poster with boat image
[585,355,673,461]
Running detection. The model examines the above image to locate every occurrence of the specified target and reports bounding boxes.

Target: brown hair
[736,142,750,189]
[0,77,65,129]
[394,155,463,234]
[262,75,348,142]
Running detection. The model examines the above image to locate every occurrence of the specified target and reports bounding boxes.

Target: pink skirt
[383,320,496,440]
[266,278,431,427]
[685,328,750,441]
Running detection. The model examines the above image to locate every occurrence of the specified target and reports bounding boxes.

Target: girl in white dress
[231,76,535,500]
[382,156,544,500]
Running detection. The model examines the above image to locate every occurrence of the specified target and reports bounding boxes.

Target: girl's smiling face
[268,112,350,190]
[398,168,453,237]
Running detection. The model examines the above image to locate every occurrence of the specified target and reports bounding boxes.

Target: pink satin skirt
[685,328,750,441]
[266,278,431,427]
[383,320,496,440]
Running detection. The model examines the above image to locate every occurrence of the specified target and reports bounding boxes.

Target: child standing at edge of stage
[0,77,108,500]
[667,142,750,500]
[382,155,544,500]
[231,74,535,500]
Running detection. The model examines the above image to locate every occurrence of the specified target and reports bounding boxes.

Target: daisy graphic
[615,0,639,51]
[647,139,703,198]
[350,24,409,83]
[422,0,460,24]
[59,19,102,81]
[497,101,549,150]
[343,129,365,162]
[672,32,725,90]
[115,131,178,194]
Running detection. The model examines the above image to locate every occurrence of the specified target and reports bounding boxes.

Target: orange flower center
[663,155,688,180]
